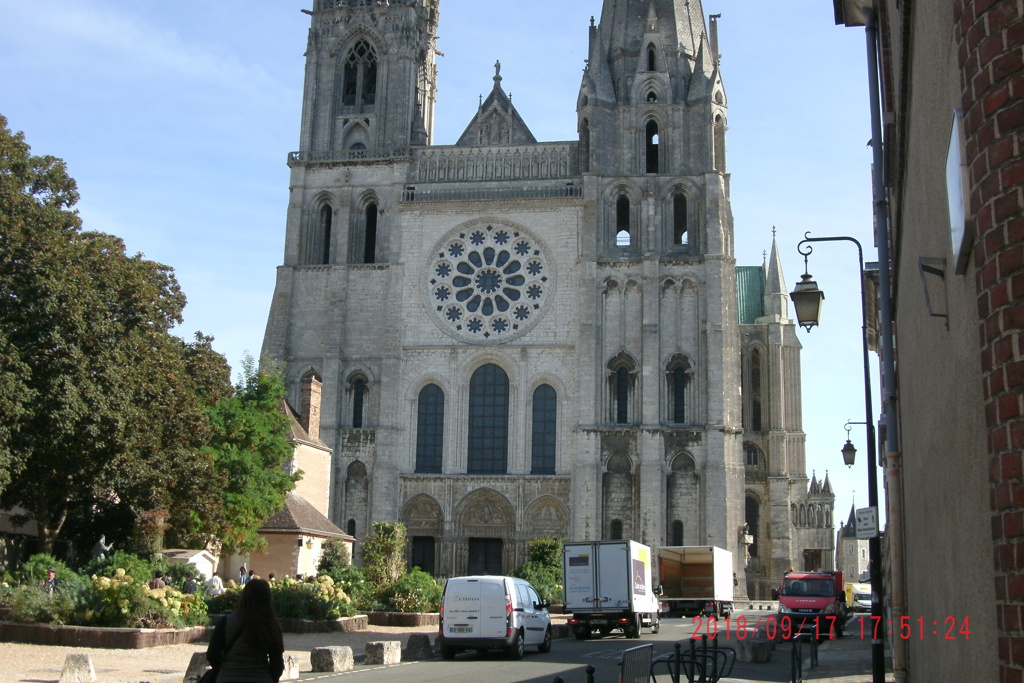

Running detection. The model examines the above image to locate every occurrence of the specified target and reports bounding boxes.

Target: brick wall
[956,1,1024,680]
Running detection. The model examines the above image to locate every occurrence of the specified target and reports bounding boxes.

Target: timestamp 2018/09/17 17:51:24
[689,615,971,640]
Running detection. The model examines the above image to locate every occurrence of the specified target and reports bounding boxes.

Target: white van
[438,575,553,660]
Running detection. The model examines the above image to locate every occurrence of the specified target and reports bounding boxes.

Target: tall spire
[596,0,715,98]
[764,229,789,319]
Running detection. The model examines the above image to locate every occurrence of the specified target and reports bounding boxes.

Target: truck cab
[771,569,846,637]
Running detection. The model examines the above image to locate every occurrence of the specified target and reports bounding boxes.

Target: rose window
[427,224,552,343]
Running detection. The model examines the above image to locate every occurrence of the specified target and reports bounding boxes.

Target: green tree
[0,116,232,553]
[195,357,297,554]
[512,536,564,604]
[360,522,408,587]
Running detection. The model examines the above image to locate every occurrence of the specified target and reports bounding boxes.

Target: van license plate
[449,626,472,634]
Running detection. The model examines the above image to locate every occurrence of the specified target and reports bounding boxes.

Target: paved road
[296,610,877,683]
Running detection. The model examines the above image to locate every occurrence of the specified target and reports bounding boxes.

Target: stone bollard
[281,655,300,680]
[735,637,773,663]
[59,654,96,683]
[365,640,402,665]
[405,633,435,660]
[182,652,210,683]
[311,646,354,673]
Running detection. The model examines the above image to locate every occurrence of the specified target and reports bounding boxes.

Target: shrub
[83,568,208,628]
[381,568,442,613]
[320,564,376,610]
[205,586,242,616]
[269,576,356,620]
[83,550,165,586]
[10,585,78,625]
[17,554,89,596]
[511,537,564,604]
[317,539,351,575]
[360,522,406,587]
[512,561,563,604]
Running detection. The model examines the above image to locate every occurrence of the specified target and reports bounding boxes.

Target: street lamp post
[790,232,885,683]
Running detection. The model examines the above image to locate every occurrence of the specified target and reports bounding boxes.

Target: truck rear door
[598,542,630,609]
[564,544,598,612]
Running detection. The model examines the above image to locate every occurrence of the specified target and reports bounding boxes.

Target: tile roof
[260,493,353,540]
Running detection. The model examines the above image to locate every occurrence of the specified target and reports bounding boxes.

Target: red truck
[771,569,846,638]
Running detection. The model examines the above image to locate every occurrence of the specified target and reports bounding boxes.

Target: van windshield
[782,578,834,597]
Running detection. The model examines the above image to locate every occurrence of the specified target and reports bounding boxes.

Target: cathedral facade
[261,0,833,592]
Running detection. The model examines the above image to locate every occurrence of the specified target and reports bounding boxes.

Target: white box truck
[656,545,734,617]
[562,540,661,639]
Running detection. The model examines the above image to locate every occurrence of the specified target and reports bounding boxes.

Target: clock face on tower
[426,221,553,344]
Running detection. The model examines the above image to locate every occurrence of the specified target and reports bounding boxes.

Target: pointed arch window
[647,45,657,71]
[745,443,764,468]
[616,196,632,247]
[363,202,378,264]
[351,377,367,428]
[467,364,509,474]
[531,384,557,474]
[580,119,591,173]
[646,120,660,174]
[610,519,624,540]
[415,384,444,473]
[666,356,692,424]
[714,114,726,173]
[319,205,332,264]
[750,348,763,431]
[608,354,637,425]
[342,40,377,107]
[745,496,760,557]
[673,194,688,245]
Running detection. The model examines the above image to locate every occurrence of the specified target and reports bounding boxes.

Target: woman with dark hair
[206,579,285,683]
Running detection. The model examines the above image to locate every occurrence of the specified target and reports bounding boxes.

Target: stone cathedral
[261,0,835,596]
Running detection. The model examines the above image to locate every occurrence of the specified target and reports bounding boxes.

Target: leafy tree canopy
[360,522,408,587]
[195,356,297,555]
[0,116,295,559]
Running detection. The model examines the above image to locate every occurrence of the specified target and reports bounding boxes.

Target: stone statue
[92,534,113,561]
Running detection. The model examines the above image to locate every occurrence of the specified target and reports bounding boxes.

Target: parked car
[438,575,552,660]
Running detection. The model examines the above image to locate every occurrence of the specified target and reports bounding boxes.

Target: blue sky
[0,1,881,543]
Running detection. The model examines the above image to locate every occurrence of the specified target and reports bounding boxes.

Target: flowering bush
[85,568,208,628]
[380,568,442,613]
[270,575,356,620]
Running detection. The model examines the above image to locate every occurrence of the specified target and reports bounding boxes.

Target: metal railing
[790,632,818,683]
[650,635,735,683]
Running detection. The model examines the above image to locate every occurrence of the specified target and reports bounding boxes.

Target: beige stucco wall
[890,1,998,679]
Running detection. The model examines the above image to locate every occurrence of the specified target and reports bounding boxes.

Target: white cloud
[0,1,278,97]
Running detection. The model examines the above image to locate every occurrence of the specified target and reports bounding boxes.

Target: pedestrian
[148,571,166,590]
[182,573,198,595]
[238,564,248,585]
[163,572,175,587]
[207,572,224,597]
[206,579,284,683]
[39,567,60,594]
[248,569,256,583]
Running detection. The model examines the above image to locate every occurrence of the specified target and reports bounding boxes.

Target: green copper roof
[737,266,765,325]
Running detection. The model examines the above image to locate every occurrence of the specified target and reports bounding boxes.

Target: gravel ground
[0,624,439,683]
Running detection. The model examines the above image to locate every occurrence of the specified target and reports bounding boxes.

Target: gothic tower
[263,0,820,586]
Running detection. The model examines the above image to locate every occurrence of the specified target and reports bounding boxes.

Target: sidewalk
[801,633,895,683]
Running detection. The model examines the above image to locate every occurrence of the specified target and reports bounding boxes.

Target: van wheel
[651,614,661,634]
[508,630,525,660]
[625,616,641,639]
[440,642,457,660]
[538,627,552,653]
